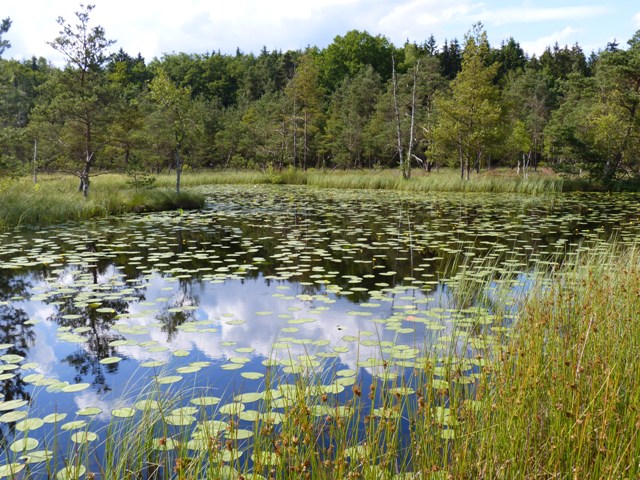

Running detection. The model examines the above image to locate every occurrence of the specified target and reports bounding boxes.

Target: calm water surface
[1,185,639,473]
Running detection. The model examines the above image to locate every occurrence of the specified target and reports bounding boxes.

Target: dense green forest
[1,5,640,194]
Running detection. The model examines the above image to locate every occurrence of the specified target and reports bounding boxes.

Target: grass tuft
[0,175,205,230]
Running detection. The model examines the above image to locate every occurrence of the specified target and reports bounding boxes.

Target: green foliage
[318,30,396,92]
[0,17,11,57]
[0,12,640,185]
[126,161,157,190]
[434,24,502,179]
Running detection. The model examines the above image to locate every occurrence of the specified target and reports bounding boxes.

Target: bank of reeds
[0,175,204,230]
[160,168,565,195]
[453,243,640,478]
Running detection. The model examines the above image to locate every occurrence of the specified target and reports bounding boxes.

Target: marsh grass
[0,169,563,230]
[159,168,565,195]
[0,175,204,230]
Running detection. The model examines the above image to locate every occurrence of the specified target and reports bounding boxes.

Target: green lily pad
[9,437,38,452]
[0,410,28,423]
[0,463,26,477]
[15,418,44,432]
[99,356,122,365]
[77,407,102,416]
[70,431,98,444]
[56,465,86,480]
[112,407,136,418]
[0,399,28,411]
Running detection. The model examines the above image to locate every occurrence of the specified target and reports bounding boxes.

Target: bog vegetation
[0,5,640,195]
[0,184,638,479]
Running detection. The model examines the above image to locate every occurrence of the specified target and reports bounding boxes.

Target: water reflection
[0,275,35,442]
[0,186,638,470]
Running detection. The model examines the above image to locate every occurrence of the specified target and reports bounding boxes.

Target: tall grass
[454,243,640,478]
[0,175,204,230]
[1,169,562,229]
[161,168,565,195]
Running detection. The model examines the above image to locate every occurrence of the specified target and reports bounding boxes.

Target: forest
[1,5,640,193]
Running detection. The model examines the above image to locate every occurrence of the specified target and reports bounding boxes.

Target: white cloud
[2,0,636,62]
[521,26,581,56]
[377,0,482,45]
[482,6,608,26]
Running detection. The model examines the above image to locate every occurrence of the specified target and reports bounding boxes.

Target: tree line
[1,5,640,195]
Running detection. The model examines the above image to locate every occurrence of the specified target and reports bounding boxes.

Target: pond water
[0,185,639,477]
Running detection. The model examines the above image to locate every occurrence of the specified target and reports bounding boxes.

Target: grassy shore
[7,242,635,479]
[0,175,205,230]
[1,169,566,230]
[161,168,567,194]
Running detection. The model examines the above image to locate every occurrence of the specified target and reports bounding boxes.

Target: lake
[1,185,639,478]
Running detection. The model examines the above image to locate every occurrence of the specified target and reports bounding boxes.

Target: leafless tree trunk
[391,54,404,175]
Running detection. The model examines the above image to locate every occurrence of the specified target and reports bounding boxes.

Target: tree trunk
[465,154,471,181]
[391,54,405,176]
[404,60,420,180]
[458,132,464,181]
[79,163,90,198]
[175,143,182,194]
[33,139,38,184]
[292,96,297,170]
[303,110,308,171]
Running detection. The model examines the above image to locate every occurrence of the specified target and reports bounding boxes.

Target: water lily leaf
[15,418,44,432]
[134,399,160,411]
[218,402,245,415]
[43,413,67,423]
[20,362,39,370]
[190,396,221,406]
[56,465,86,480]
[0,399,28,411]
[234,392,262,403]
[62,383,90,393]
[77,407,102,416]
[240,372,264,380]
[165,414,195,426]
[61,421,88,431]
[224,428,253,440]
[0,410,28,423]
[221,363,243,370]
[9,437,38,452]
[23,373,45,383]
[141,360,166,368]
[19,449,53,464]
[70,431,98,444]
[112,408,136,418]
[0,354,24,363]
[99,356,122,365]
[156,375,183,385]
[0,463,26,477]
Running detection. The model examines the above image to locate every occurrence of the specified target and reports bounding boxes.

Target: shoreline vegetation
[1,168,636,230]
[3,241,638,479]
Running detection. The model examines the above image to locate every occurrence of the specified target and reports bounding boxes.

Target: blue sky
[3,0,639,64]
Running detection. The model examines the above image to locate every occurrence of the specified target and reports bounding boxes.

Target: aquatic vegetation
[0,175,204,230]
[0,185,638,478]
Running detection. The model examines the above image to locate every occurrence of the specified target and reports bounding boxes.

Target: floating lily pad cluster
[0,186,639,476]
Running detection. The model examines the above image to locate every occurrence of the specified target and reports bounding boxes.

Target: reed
[160,168,565,194]
[0,175,204,230]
